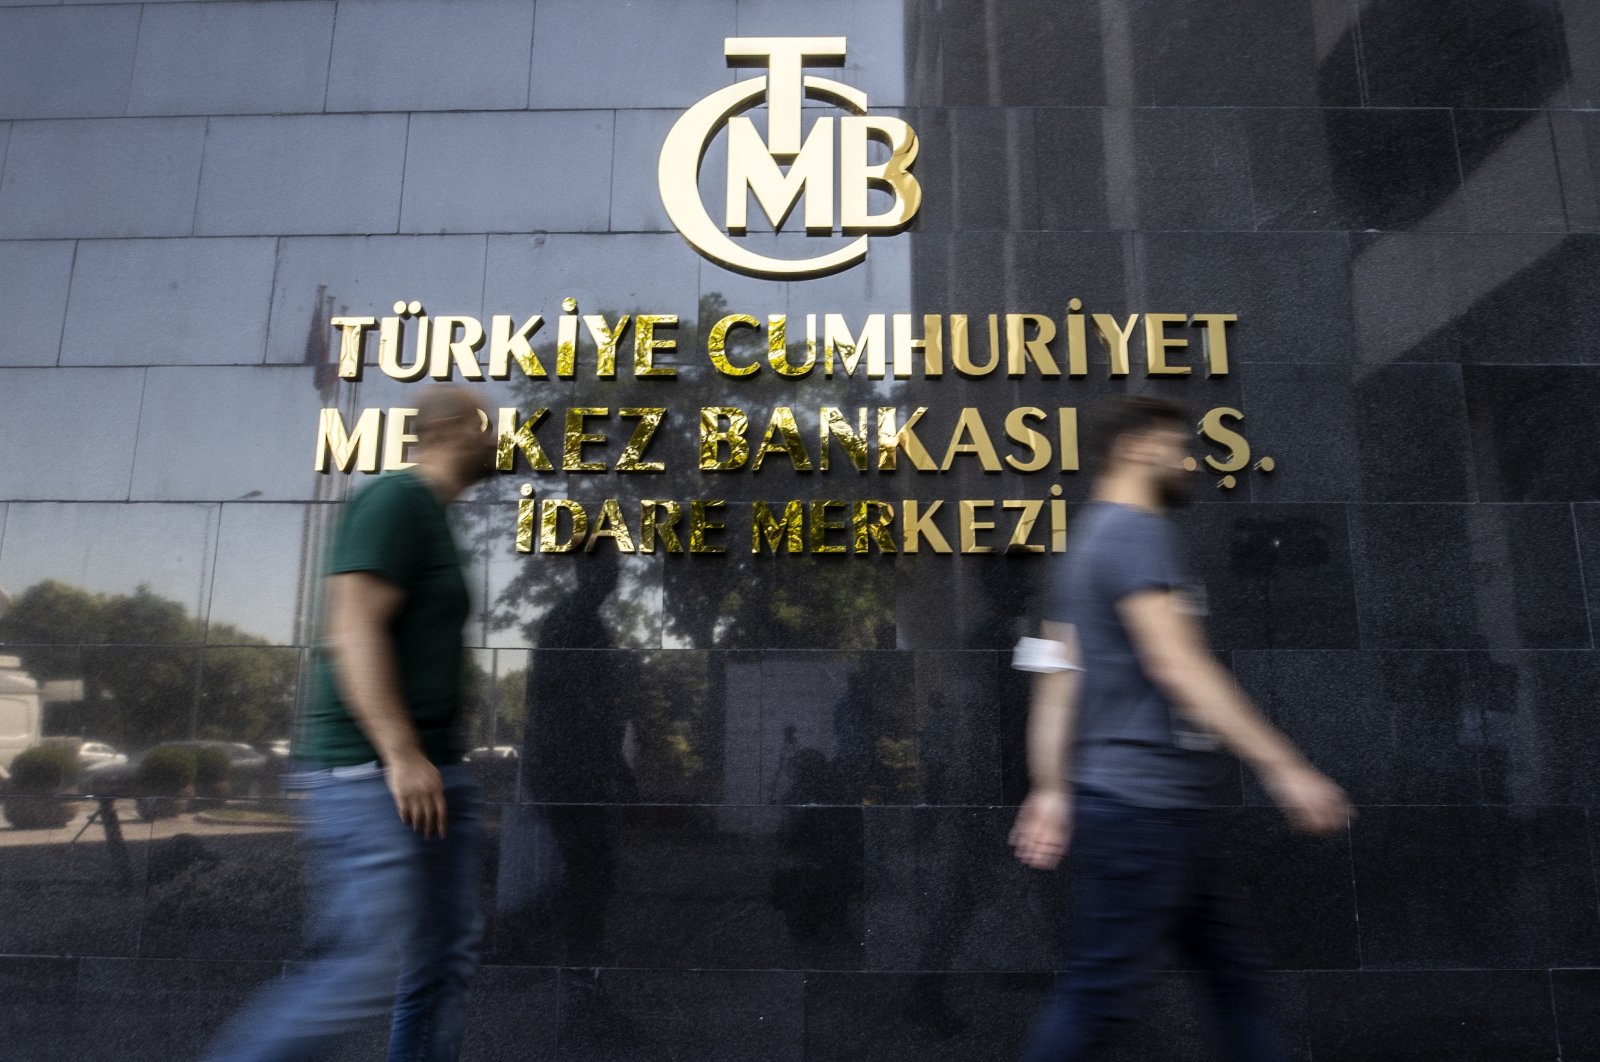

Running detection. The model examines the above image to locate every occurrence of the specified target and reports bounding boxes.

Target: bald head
[410,385,496,497]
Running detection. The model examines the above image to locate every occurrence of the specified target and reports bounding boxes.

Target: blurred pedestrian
[207,385,497,1062]
[1010,396,1351,1062]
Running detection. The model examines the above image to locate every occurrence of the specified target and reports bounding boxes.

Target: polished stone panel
[481,233,703,328]
[1576,505,1600,641]
[1137,233,1355,364]
[0,957,77,1062]
[1032,109,1111,230]
[461,966,560,1062]
[196,115,408,237]
[1352,806,1600,968]
[0,503,217,636]
[0,7,139,119]
[0,370,146,501]
[1555,112,1600,233]
[556,967,803,1062]
[1348,504,1588,650]
[325,0,534,113]
[1352,233,1600,365]
[486,804,864,970]
[1235,651,1488,805]
[140,801,305,961]
[1122,110,1252,231]
[0,801,150,958]
[129,366,329,502]
[905,0,1104,106]
[1465,366,1600,502]
[1456,110,1572,233]
[903,108,1039,232]
[1553,969,1600,1062]
[1244,108,1464,232]
[0,241,74,366]
[1214,809,1358,971]
[128,2,335,117]
[400,112,615,234]
[1129,0,1359,107]
[0,119,206,239]
[1357,0,1567,108]
[805,972,1050,1061]
[207,504,325,646]
[864,806,1059,972]
[264,235,488,362]
[1302,970,1559,1060]
[529,0,736,109]
[1477,651,1600,806]
[1174,504,1360,651]
[71,958,284,1062]
[61,239,278,365]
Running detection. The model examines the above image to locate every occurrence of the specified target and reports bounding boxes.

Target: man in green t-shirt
[208,385,497,1062]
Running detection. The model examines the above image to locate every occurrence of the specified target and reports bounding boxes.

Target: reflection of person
[1009,397,1351,1062]
[206,385,497,1062]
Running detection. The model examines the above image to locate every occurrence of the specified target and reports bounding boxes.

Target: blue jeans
[1020,794,1286,1062]
[205,763,484,1062]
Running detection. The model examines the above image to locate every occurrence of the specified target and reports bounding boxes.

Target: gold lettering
[839,116,921,231]
[950,314,1000,376]
[820,407,870,471]
[383,407,419,470]
[941,407,1003,472]
[1092,313,1137,377]
[725,115,835,234]
[616,408,666,472]
[902,500,951,554]
[331,317,374,379]
[641,500,683,554]
[586,498,636,553]
[824,313,886,378]
[1191,313,1236,376]
[428,316,486,380]
[689,500,726,554]
[1002,499,1045,553]
[1059,408,1080,472]
[959,499,995,554]
[315,406,381,473]
[497,408,555,473]
[892,313,943,378]
[634,314,678,377]
[1006,314,1059,376]
[563,408,608,472]
[488,314,546,378]
[752,407,813,472]
[540,499,587,552]
[809,500,848,554]
[700,407,750,470]
[378,314,428,381]
[1199,407,1250,473]
[1143,313,1190,376]
[752,500,805,553]
[852,501,897,554]
[581,314,630,379]
[708,314,762,377]
[1003,407,1051,472]
[877,406,937,472]
[769,313,814,377]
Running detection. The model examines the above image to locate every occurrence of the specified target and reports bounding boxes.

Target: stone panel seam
[395,112,412,234]
[1571,503,1597,649]
[54,238,78,367]
[120,4,145,121]
[525,0,539,110]
[320,0,338,114]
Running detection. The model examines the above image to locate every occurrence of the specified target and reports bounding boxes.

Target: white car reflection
[77,741,127,768]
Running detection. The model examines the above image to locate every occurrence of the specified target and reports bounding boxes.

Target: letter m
[725,117,834,234]
[315,407,381,473]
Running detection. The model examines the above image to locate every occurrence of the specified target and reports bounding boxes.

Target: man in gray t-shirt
[1010,397,1350,1062]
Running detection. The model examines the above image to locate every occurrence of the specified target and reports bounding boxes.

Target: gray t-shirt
[1047,502,1225,808]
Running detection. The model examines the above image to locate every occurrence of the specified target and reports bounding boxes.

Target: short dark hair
[1088,395,1191,468]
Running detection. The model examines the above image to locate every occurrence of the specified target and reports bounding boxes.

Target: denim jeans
[1020,793,1286,1062]
[205,762,483,1062]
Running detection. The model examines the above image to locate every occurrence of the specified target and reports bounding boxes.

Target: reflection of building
[0,654,42,773]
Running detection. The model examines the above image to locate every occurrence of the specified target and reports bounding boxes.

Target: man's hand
[387,753,447,839]
[1010,790,1071,870]
[1261,763,1352,835]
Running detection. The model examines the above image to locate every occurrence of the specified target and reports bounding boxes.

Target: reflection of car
[268,739,292,758]
[83,740,274,802]
[77,741,126,768]
[466,745,519,761]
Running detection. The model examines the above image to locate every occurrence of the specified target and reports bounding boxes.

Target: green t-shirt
[299,469,470,767]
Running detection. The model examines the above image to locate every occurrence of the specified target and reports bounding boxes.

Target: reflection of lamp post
[1228,517,1331,649]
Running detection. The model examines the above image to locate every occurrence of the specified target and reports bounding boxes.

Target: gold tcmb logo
[659,37,921,279]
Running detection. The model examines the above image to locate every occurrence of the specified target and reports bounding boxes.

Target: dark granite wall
[1,1,1599,1059]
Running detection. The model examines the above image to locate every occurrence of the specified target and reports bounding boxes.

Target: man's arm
[325,571,447,838]
[1010,622,1083,870]
[1118,590,1351,833]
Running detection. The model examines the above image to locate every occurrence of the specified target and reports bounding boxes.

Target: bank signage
[658,36,921,278]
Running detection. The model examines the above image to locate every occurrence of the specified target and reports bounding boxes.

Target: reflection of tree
[0,580,297,746]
